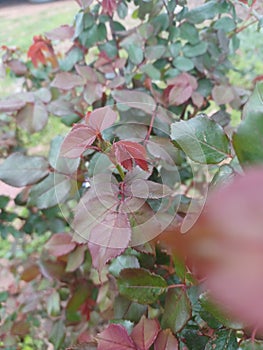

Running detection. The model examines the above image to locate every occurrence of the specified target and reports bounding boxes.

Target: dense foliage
[0,0,263,349]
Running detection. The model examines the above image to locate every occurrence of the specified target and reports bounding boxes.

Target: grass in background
[0,2,78,50]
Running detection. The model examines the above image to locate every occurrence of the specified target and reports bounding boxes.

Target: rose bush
[0,0,263,348]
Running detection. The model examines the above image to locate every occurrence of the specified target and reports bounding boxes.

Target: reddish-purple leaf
[83,83,103,105]
[88,242,124,273]
[112,90,156,115]
[51,72,84,90]
[16,101,48,133]
[89,212,131,249]
[165,73,198,106]
[191,91,204,108]
[124,179,172,199]
[85,106,117,133]
[0,98,25,113]
[7,59,27,76]
[154,329,179,350]
[45,25,74,41]
[60,124,96,158]
[75,64,99,82]
[131,315,160,350]
[46,233,76,257]
[101,0,117,16]
[88,212,131,271]
[72,175,119,243]
[212,85,235,105]
[113,140,148,171]
[168,84,193,106]
[97,324,137,350]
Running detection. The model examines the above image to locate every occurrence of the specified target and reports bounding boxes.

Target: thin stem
[167,283,186,290]
[144,103,159,144]
[116,164,125,180]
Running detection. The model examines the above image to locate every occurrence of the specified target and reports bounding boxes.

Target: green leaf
[141,63,161,80]
[182,328,209,350]
[169,42,182,58]
[183,42,208,58]
[184,1,228,24]
[49,320,65,350]
[114,295,147,322]
[0,291,9,302]
[205,329,238,350]
[0,196,9,209]
[74,11,84,38]
[28,173,73,209]
[240,340,263,349]
[214,17,236,32]
[60,47,83,71]
[145,45,166,60]
[233,83,263,166]
[0,153,49,187]
[179,22,199,45]
[199,293,243,330]
[173,56,194,71]
[127,44,144,65]
[99,41,118,58]
[171,114,230,164]
[161,288,192,333]
[197,79,213,97]
[49,135,80,174]
[210,164,235,189]
[47,291,60,317]
[117,268,167,304]
[117,2,128,19]
[109,255,140,277]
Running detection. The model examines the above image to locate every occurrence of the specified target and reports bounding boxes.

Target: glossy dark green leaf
[173,56,194,71]
[109,255,140,277]
[161,288,192,333]
[182,328,209,350]
[117,1,128,19]
[118,268,167,304]
[0,196,9,209]
[214,17,236,32]
[145,45,166,60]
[28,173,73,209]
[240,340,263,349]
[199,293,243,330]
[49,135,80,174]
[128,44,144,65]
[233,83,263,166]
[171,114,230,164]
[169,42,182,57]
[204,329,238,350]
[184,1,228,24]
[114,295,147,322]
[179,22,199,45]
[210,164,235,189]
[183,42,208,58]
[60,47,83,71]
[0,153,49,187]
[141,63,161,80]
